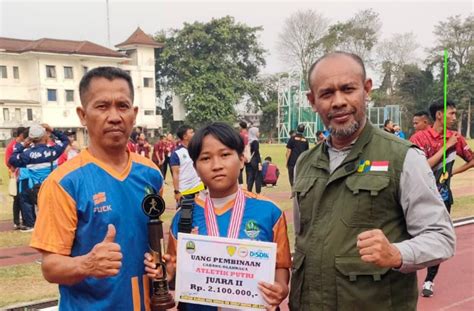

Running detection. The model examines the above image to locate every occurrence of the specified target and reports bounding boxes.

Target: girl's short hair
[188,122,244,162]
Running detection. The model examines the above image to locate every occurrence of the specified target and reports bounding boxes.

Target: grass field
[0,141,473,307]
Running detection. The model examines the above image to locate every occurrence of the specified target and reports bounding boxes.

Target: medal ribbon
[204,188,245,238]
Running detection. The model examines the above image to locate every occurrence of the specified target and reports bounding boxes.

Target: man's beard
[329,120,361,138]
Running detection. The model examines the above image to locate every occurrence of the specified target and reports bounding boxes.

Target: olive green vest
[289,123,418,311]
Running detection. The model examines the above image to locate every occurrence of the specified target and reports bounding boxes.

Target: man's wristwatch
[174,189,180,195]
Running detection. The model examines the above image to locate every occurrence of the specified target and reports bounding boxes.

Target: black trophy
[142,194,175,310]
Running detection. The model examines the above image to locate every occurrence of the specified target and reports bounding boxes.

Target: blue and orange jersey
[167,190,291,268]
[31,149,163,311]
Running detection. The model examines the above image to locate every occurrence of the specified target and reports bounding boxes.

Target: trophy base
[151,293,175,311]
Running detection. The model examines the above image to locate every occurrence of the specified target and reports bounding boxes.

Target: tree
[249,74,280,140]
[428,14,473,137]
[450,55,473,138]
[276,10,329,79]
[322,9,381,64]
[376,32,419,94]
[431,15,473,71]
[154,16,266,126]
[397,64,438,115]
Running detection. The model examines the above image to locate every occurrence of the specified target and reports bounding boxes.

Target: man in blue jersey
[30,67,164,310]
[9,123,69,231]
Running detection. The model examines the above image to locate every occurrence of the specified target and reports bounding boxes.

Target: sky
[0,0,472,85]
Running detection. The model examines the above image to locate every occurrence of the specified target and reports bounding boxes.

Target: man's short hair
[307,51,367,88]
[429,100,456,120]
[316,130,323,136]
[15,126,28,138]
[297,124,305,134]
[176,125,193,140]
[264,156,272,162]
[414,110,430,119]
[289,130,295,136]
[79,67,134,105]
[239,121,248,129]
[188,122,244,162]
[384,119,392,127]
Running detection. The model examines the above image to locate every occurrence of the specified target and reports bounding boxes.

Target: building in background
[0,27,163,146]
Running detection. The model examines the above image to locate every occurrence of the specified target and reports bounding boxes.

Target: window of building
[3,108,9,121]
[47,89,57,101]
[144,78,153,88]
[15,108,21,121]
[144,110,155,116]
[27,108,33,121]
[64,66,74,79]
[46,65,56,78]
[13,66,19,79]
[0,66,7,78]
[65,90,74,102]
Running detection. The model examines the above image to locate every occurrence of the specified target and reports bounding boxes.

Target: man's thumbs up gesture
[82,224,123,278]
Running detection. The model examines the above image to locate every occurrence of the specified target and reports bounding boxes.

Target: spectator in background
[130,126,141,144]
[286,124,309,187]
[246,126,263,194]
[170,125,204,203]
[44,125,55,146]
[58,131,80,165]
[238,121,249,186]
[5,126,29,230]
[136,133,151,158]
[9,123,69,231]
[316,130,326,144]
[165,132,176,176]
[413,111,431,132]
[152,135,167,179]
[383,119,395,133]
[262,156,280,187]
[127,135,137,153]
[394,124,406,139]
[410,100,474,297]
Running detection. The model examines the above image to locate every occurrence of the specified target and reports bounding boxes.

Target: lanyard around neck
[204,188,245,238]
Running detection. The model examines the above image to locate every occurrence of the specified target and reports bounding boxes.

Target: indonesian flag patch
[370,161,389,172]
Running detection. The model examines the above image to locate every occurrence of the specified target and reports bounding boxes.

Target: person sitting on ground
[262,156,280,187]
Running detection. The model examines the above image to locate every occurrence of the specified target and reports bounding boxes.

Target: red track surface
[417,224,474,311]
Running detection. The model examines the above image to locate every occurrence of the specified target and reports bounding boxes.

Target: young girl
[145,122,291,310]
